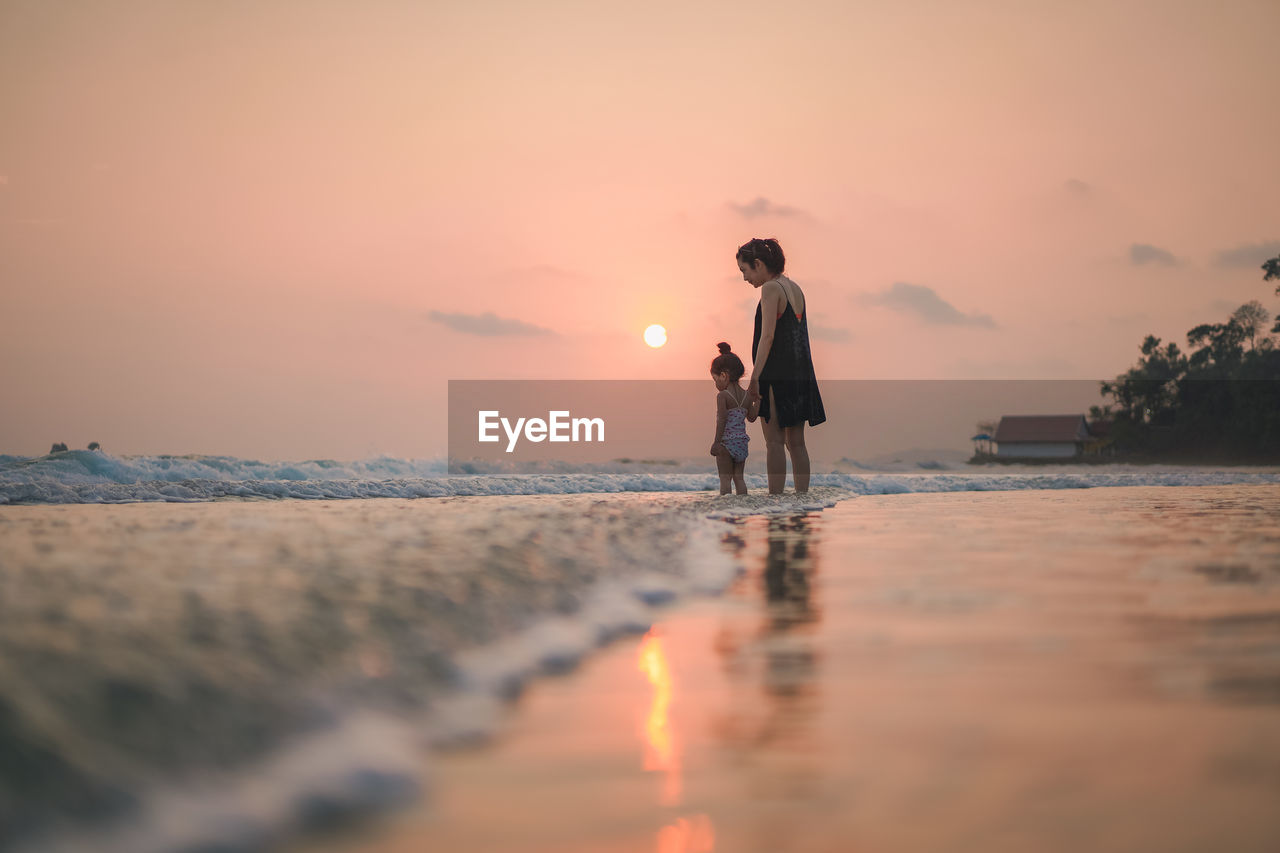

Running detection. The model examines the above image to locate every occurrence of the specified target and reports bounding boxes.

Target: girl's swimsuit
[721,387,750,463]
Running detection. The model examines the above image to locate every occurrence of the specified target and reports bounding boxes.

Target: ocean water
[1,453,1279,852]
[3,450,1279,504]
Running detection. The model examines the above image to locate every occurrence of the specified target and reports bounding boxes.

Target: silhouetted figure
[88,442,101,451]
[49,442,68,453]
[737,238,826,494]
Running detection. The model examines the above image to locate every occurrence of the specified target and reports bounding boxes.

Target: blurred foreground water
[3,483,1279,851]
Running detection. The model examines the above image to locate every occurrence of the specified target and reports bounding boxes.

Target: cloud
[1064,178,1091,195]
[427,310,553,336]
[861,282,996,328]
[808,324,850,342]
[728,197,806,219]
[1129,243,1178,266]
[1212,240,1280,269]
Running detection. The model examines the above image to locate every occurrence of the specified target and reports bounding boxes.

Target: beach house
[993,415,1092,458]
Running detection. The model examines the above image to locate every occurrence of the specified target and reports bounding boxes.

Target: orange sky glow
[2,0,1277,458]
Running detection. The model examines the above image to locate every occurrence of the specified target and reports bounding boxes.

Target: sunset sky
[2,0,1277,459]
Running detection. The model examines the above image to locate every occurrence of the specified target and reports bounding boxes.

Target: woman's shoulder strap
[781,276,805,316]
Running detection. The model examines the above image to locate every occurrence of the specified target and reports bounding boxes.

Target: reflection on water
[638,629,681,805]
[713,515,825,811]
[656,813,715,853]
[763,517,821,701]
[764,518,816,614]
[639,629,717,850]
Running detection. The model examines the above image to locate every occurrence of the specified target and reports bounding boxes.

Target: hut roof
[994,415,1090,443]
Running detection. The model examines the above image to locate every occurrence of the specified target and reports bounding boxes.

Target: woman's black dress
[753,287,826,428]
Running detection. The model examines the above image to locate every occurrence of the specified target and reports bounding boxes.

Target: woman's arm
[745,391,761,423]
[749,281,783,393]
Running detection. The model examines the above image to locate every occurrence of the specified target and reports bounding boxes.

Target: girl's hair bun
[710,343,746,380]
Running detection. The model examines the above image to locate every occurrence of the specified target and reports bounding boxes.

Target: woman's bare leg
[784,424,810,493]
[760,413,787,495]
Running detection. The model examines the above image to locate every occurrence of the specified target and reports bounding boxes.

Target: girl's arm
[711,392,729,452]
[749,281,783,394]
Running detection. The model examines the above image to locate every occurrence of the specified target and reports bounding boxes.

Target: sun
[644,324,667,348]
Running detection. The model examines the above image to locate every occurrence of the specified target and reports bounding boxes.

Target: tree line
[1092,254,1280,462]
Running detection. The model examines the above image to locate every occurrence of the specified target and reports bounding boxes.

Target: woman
[738,237,826,494]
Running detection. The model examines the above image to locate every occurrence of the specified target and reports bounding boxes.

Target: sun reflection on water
[656,813,715,853]
[639,628,715,851]
[638,628,680,806]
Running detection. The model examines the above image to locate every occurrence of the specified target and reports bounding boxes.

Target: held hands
[746,379,761,408]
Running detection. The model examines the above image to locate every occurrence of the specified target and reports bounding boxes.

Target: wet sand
[298,485,1280,853]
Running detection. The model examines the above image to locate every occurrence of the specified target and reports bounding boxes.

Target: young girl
[709,342,759,495]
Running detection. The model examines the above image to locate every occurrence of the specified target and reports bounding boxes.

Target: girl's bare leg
[784,424,810,493]
[715,448,735,495]
[733,460,747,495]
[760,412,787,495]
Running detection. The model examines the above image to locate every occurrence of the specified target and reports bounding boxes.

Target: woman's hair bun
[735,237,785,275]
[717,342,732,355]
